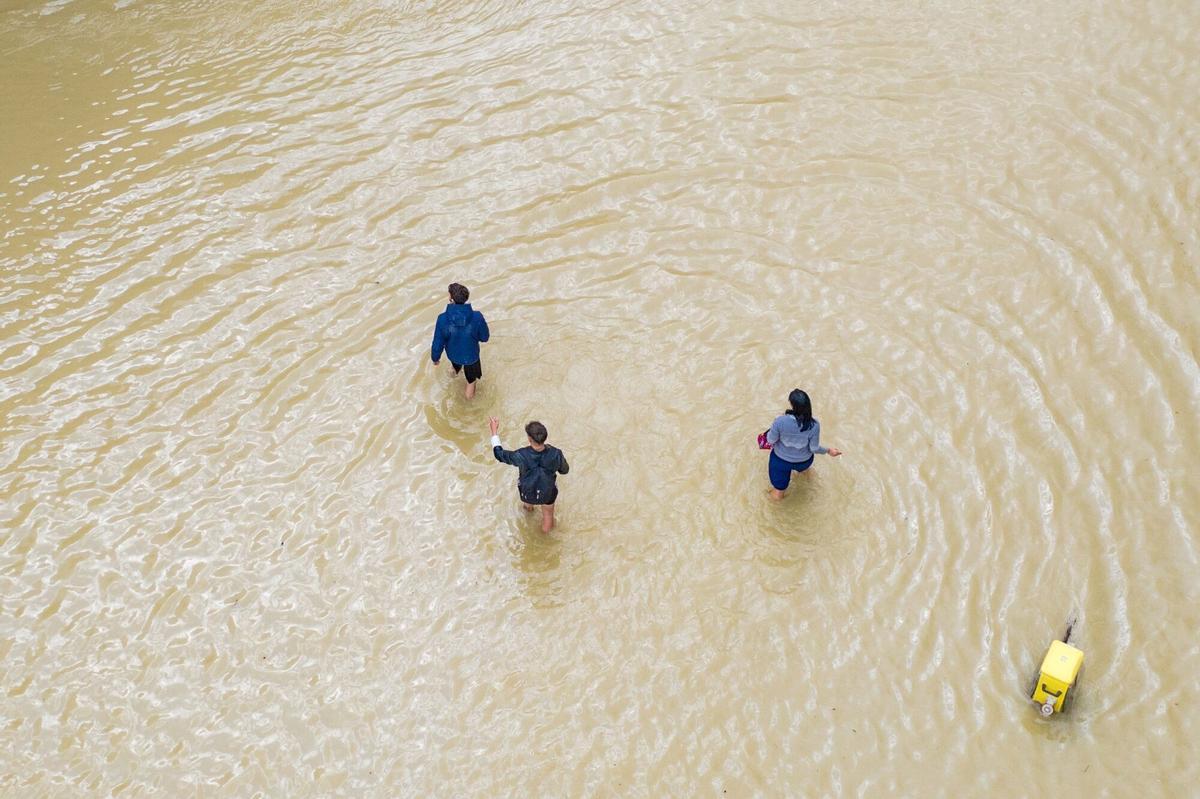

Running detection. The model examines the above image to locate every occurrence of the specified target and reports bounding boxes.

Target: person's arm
[766,417,781,445]
[431,317,445,364]
[475,312,490,343]
[556,449,569,475]
[491,440,520,465]
[808,421,828,455]
[810,422,841,456]
[489,417,519,465]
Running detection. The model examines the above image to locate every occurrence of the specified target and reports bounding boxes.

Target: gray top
[766,414,827,463]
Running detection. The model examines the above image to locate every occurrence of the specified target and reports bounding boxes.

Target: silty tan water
[2,0,1198,795]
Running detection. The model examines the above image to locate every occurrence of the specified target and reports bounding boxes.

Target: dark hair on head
[448,283,469,304]
[525,421,548,444]
[786,388,813,431]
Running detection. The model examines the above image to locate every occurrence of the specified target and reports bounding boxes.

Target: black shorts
[451,359,482,383]
[519,485,558,506]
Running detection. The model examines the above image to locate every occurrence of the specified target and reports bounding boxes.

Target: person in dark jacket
[431,282,490,399]
[488,416,569,533]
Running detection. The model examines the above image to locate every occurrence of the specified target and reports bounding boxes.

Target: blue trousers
[768,451,814,490]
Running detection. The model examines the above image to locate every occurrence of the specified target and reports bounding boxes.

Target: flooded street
[2,0,1198,794]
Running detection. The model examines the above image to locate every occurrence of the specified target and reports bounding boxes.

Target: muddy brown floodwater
[2,0,1199,795]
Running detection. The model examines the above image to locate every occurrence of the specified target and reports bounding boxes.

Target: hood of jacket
[443,302,474,328]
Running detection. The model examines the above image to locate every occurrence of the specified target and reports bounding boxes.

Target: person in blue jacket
[431,282,490,399]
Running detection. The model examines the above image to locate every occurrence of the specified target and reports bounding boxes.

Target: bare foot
[769,488,785,501]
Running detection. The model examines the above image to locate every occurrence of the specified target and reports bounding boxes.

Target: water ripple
[2,0,1198,795]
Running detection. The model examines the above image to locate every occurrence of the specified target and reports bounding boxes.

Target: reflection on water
[2,0,1199,794]
[508,527,565,608]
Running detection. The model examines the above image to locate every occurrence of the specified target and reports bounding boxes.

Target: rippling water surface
[3,0,1199,795]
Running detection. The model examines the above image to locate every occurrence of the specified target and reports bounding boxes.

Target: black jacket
[493,444,569,504]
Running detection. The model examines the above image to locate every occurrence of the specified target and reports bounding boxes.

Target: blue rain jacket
[431,303,490,365]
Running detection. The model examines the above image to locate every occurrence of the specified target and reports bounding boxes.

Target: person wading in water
[764,388,842,500]
[430,282,490,399]
[489,416,569,533]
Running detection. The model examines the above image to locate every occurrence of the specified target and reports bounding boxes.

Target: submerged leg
[767,452,790,501]
[541,505,555,533]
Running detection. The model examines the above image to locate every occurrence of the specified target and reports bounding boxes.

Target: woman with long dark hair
[765,389,841,499]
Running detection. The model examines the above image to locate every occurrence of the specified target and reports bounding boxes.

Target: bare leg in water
[446,363,477,399]
[541,505,555,533]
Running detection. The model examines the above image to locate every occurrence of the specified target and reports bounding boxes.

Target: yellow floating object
[1031,640,1084,716]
